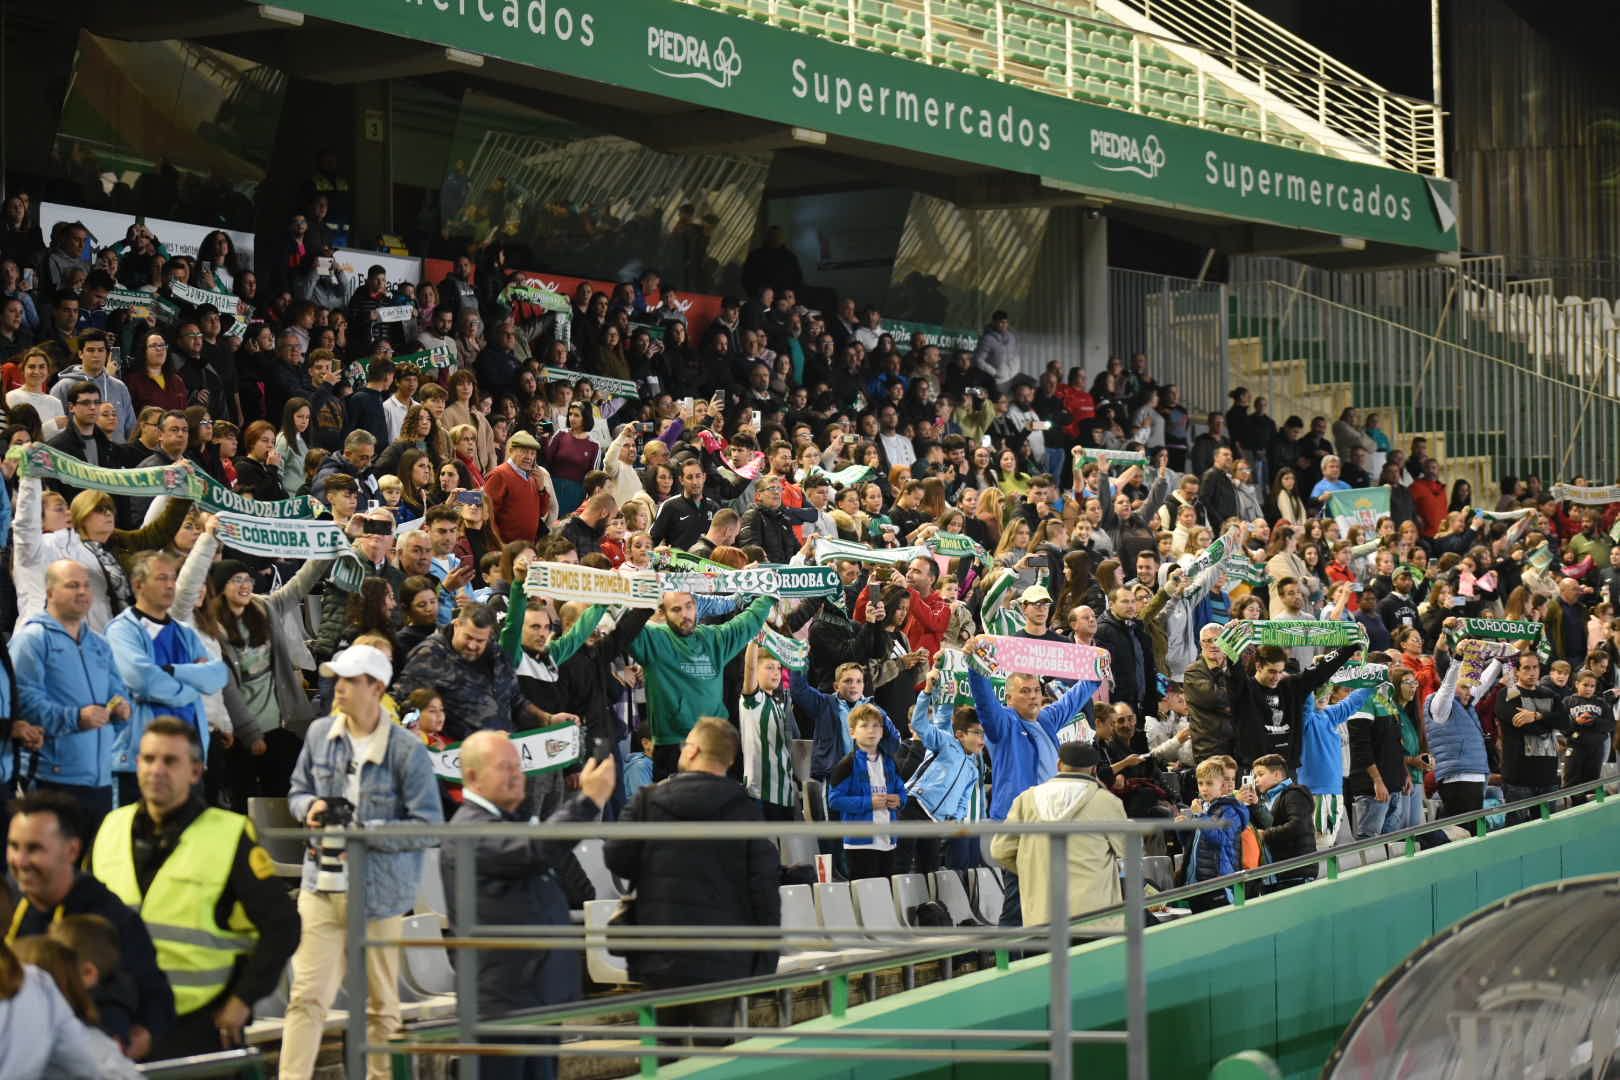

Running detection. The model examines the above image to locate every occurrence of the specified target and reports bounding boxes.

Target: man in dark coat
[1094,586,1158,718]
[736,475,799,565]
[604,717,779,1037]
[441,731,615,1080]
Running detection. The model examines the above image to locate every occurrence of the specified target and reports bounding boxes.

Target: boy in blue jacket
[900,669,986,873]
[1180,757,1251,913]
[826,703,907,879]
[1297,682,1376,846]
[791,661,879,780]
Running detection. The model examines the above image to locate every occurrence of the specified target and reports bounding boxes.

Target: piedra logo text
[1091,130,1165,180]
[647,28,742,89]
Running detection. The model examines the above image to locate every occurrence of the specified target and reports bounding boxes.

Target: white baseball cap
[319,643,393,686]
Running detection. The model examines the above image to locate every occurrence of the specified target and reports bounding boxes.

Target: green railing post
[828,973,850,1018]
[995,949,1010,971]
[1596,784,1607,804]
[639,1006,658,1078]
[1405,836,1418,859]
[1326,855,1339,880]
[1475,818,1488,838]
[1540,801,1552,822]
[1232,881,1246,907]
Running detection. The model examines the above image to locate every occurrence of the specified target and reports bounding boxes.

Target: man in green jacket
[631,591,775,779]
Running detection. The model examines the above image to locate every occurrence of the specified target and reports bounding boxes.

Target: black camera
[312,797,355,892]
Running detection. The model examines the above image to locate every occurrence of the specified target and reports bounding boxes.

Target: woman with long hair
[976,486,1006,549]
[996,447,1031,498]
[125,327,189,412]
[1448,478,1473,513]
[234,420,288,502]
[1267,467,1307,525]
[396,447,439,523]
[375,403,439,477]
[197,229,241,293]
[545,400,600,514]
[444,369,497,473]
[1264,524,1311,616]
[312,574,399,704]
[276,396,312,495]
[1056,548,1096,621]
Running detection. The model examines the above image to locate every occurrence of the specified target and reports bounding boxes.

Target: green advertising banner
[278,0,1457,252]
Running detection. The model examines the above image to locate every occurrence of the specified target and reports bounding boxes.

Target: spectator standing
[441,731,615,1080]
[345,358,394,448]
[484,430,559,545]
[1244,753,1317,891]
[991,741,1127,928]
[10,560,132,838]
[395,604,554,741]
[1494,651,1563,825]
[603,718,780,1041]
[1425,657,1501,818]
[51,330,134,442]
[1183,624,1235,764]
[90,718,300,1060]
[972,310,1020,388]
[281,643,442,1080]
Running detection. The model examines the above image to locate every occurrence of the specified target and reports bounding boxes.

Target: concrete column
[1079,211,1109,376]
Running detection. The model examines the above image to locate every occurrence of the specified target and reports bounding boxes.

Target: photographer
[282,643,443,1080]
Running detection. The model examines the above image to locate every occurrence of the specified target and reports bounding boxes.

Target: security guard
[91,715,300,1060]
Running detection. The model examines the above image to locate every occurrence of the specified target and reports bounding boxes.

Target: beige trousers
[278,890,402,1080]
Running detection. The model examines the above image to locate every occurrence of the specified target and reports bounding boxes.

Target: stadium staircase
[680,0,1441,176]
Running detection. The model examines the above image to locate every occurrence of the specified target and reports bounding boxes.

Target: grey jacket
[50,365,136,442]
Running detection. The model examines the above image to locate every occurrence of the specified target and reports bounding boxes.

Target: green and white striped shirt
[741,688,798,809]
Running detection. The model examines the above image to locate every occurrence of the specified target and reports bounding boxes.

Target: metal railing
[1108,267,1229,419]
[1103,0,1443,174]
[136,1048,266,1077]
[266,773,1618,1079]
[1229,274,1620,479]
[685,0,1440,171]
[274,816,1207,1079]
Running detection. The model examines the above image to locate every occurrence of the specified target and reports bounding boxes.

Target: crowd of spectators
[2,182,1618,1075]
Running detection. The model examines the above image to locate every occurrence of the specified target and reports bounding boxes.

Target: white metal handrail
[1090,0,1443,174]
[685,0,1437,170]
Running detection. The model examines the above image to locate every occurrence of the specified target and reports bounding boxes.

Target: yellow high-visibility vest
[92,804,261,1015]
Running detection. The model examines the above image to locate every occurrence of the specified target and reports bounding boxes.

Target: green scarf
[543,366,637,401]
[1218,619,1367,661]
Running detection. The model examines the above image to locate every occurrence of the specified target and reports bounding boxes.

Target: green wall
[673,797,1620,1079]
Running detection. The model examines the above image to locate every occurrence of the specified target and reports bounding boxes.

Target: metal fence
[268,775,1619,1079]
[1108,267,1229,420]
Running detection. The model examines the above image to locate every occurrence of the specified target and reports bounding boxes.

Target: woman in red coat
[124,327,190,413]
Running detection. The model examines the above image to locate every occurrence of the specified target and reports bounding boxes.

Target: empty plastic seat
[574,837,623,901]
[399,913,456,998]
[851,877,903,936]
[415,845,447,918]
[892,873,932,926]
[246,798,306,877]
[780,883,819,935]
[813,881,864,942]
[583,898,634,986]
[971,866,1006,925]
[933,870,983,926]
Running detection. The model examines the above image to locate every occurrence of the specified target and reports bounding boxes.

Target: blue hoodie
[9,612,131,790]
[790,678,889,780]
[904,690,983,823]
[825,711,907,849]
[1297,686,1374,798]
[968,667,1101,820]
[104,608,230,771]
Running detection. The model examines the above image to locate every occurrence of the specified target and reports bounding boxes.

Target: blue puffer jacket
[904,691,983,822]
[1425,661,1493,782]
[9,613,131,790]
[1297,687,1374,798]
[790,679,886,780]
[969,668,1101,820]
[826,712,907,849]
[104,609,230,773]
[1185,795,1251,899]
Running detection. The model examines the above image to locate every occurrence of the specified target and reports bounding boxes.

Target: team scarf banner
[760,625,809,671]
[329,551,370,594]
[214,513,349,559]
[809,464,876,489]
[651,548,731,573]
[19,445,318,519]
[1073,447,1149,469]
[1327,486,1392,535]
[1331,663,1390,689]
[430,721,581,785]
[1221,554,1270,586]
[1179,527,1238,584]
[543,366,638,401]
[1217,618,1368,661]
[525,561,663,608]
[500,281,572,313]
[928,530,991,566]
[1451,637,1524,685]
[1474,507,1535,522]
[345,346,454,384]
[376,304,415,323]
[658,564,842,599]
[105,287,180,323]
[937,647,1007,706]
[166,279,250,318]
[1445,617,1550,661]
[986,635,1113,685]
[813,537,932,566]
[1552,483,1620,505]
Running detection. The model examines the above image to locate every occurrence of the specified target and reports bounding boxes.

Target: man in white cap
[1014,584,1068,643]
[280,644,443,1080]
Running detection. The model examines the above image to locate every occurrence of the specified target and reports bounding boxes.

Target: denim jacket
[288,710,444,920]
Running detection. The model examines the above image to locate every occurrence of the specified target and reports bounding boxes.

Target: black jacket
[806,599,884,692]
[737,504,797,565]
[45,422,119,506]
[1199,466,1239,526]
[603,771,780,987]
[561,512,607,559]
[441,792,600,1015]
[1231,646,1355,770]
[1251,780,1317,883]
[1345,704,1408,799]
[650,494,717,550]
[1095,612,1157,714]
[344,386,390,447]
